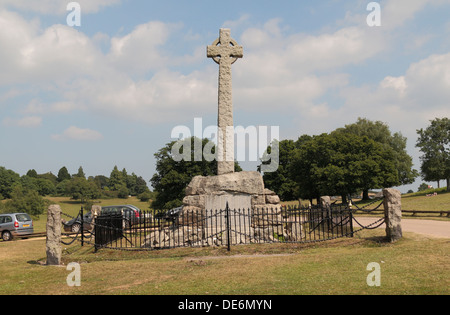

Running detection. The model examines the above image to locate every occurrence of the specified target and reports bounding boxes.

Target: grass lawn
[401,191,450,211]
[0,229,448,295]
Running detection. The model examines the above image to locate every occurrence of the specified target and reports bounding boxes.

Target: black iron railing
[88,203,358,252]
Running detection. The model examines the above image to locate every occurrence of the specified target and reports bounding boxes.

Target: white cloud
[0,0,121,15]
[0,11,108,85]
[232,19,384,116]
[2,116,42,128]
[107,21,177,75]
[75,68,217,124]
[338,52,450,142]
[22,99,79,114]
[1,2,449,138]
[223,14,251,31]
[52,126,103,141]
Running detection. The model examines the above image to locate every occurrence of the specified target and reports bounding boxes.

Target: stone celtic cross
[207,29,243,175]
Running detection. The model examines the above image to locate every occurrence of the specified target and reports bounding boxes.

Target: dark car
[101,205,143,228]
[154,206,183,223]
[63,212,93,233]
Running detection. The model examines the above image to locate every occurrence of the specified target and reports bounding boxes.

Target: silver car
[0,213,34,241]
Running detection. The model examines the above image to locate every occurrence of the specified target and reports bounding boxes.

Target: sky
[0,0,449,193]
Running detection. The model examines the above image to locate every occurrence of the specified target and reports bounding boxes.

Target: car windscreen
[15,214,32,222]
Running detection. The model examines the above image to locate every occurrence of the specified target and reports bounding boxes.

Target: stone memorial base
[183,171,280,213]
[144,171,285,248]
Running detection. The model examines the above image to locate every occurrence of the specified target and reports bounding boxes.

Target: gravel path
[355,217,450,238]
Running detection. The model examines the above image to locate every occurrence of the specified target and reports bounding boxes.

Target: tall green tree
[65,177,100,203]
[0,167,21,199]
[26,169,38,178]
[416,118,450,191]
[260,139,299,201]
[73,166,86,179]
[57,166,72,182]
[292,132,398,203]
[109,166,126,191]
[337,118,418,199]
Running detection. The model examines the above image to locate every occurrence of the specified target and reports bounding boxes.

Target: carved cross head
[207,29,243,65]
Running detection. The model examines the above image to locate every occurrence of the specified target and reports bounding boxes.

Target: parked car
[101,205,144,228]
[63,211,93,233]
[154,206,183,223]
[0,213,34,241]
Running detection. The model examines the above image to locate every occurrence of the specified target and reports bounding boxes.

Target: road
[355,216,450,238]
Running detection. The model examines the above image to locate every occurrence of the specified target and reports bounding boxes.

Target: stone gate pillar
[383,188,402,242]
[46,204,62,265]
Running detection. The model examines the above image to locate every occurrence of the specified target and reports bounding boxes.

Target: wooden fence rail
[354,209,450,217]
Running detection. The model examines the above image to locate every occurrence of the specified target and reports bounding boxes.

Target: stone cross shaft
[207,29,243,175]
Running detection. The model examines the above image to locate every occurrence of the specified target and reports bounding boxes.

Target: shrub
[117,185,129,199]
[138,191,152,202]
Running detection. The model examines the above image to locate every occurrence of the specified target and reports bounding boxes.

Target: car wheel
[2,231,12,241]
[71,223,81,234]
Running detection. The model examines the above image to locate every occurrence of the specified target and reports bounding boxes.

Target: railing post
[226,202,231,252]
[348,203,354,238]
[80,206,84,247]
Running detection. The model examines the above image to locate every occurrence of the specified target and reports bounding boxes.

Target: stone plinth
[183,171,277,211]
[144,172,286,248]
[184,171,283,239]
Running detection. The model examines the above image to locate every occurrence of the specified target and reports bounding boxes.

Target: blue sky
[0,0,449,193]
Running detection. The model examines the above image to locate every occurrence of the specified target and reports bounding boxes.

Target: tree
[291,132,398,203]
[134,175,149,195]
[260,140,299,201]
[73,166,86,179]
[57,167,71,182]
[151,137,241,210]
[0,167,21,199]
[92,175,109,190]
[34,178,56,196]
[65,177,100,203]
[26,169,38,178]
[109,166,126,191]
[337,118,418,199]
[418,183,431,192]
[416,118,450,191]
[5,186,45,216]
[117,185,129,199]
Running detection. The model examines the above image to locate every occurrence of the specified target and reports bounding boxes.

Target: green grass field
[0,230,448,295]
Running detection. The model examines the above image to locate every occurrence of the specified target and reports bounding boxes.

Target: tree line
[149,117,449,209]
[261,118,449,203]
[0,165,152,216]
